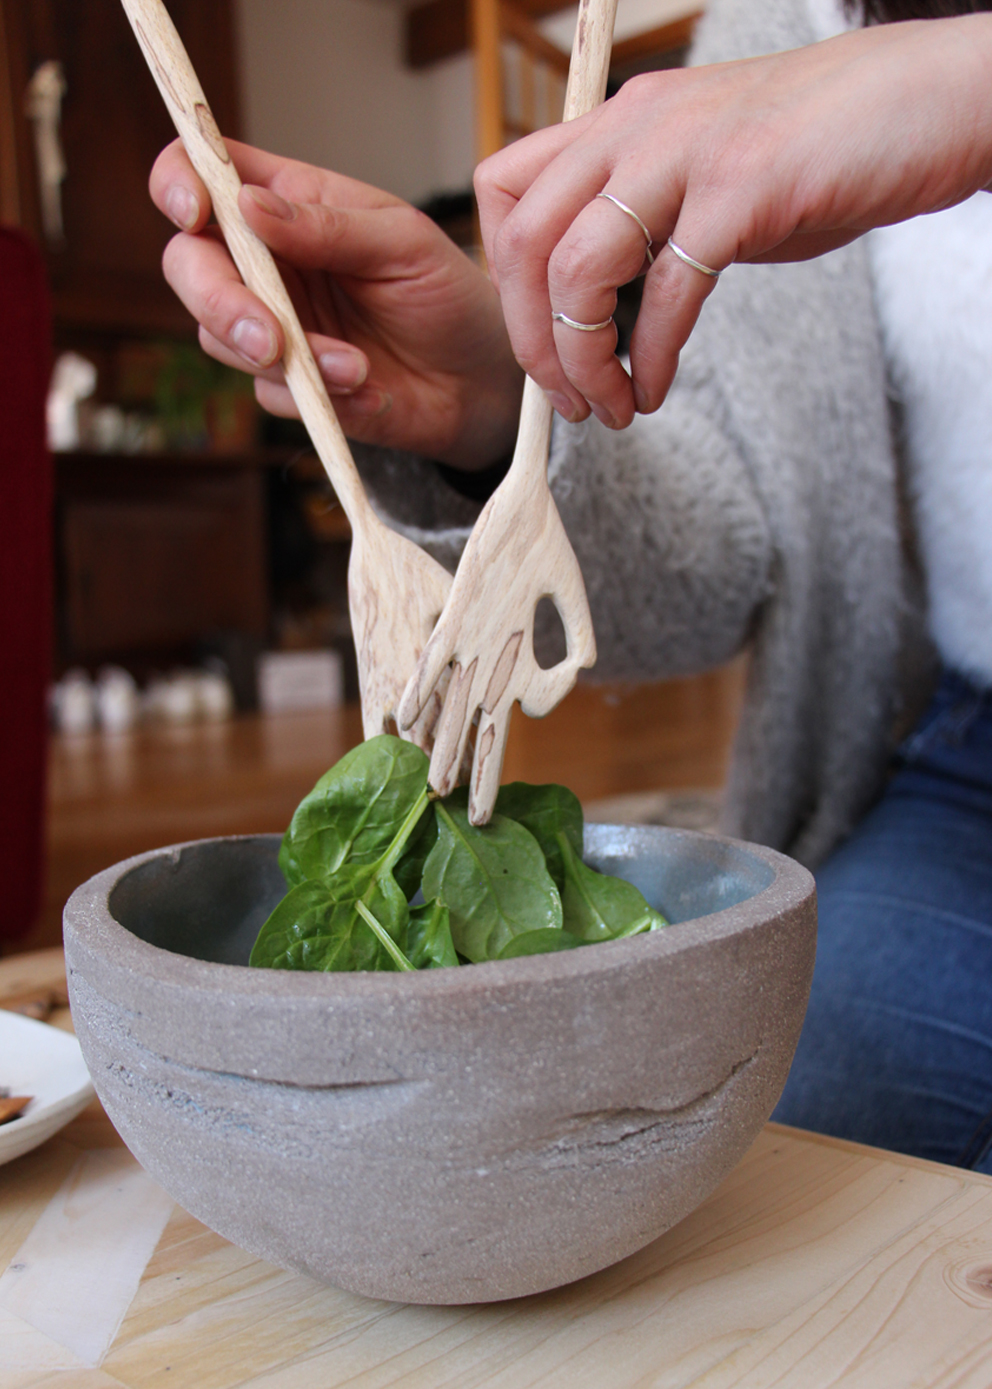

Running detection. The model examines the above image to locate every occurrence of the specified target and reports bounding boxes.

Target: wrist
[437,360,525,472]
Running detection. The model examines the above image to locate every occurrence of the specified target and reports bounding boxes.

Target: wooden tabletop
[3,949,992,1388]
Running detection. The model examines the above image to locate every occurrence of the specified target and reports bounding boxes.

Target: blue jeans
[773,672,992,1174]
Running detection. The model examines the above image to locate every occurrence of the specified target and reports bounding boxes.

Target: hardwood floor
[12,663,745,955]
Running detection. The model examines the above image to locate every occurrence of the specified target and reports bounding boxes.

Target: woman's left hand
[475,14,992,429]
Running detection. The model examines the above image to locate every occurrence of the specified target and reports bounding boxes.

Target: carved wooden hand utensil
[121,0,452,748]
[398,0,617,821]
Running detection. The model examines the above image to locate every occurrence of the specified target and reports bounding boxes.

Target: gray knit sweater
[356,0,934,867]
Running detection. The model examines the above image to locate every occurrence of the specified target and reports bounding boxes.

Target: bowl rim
[64,826,816,1005]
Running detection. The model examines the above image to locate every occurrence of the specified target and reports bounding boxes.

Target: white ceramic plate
[0,1010,95,1166]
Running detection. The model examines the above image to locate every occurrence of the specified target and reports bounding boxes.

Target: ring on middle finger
[595,192,655,266]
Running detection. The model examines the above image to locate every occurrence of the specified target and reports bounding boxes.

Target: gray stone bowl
[64,825,815,1305]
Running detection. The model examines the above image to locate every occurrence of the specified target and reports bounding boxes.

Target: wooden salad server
[121,0,453,748]
[398,0,616,822]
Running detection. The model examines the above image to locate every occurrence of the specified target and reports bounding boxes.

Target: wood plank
[405,0,467,70]
[610,11,701,68]
[5,1117,992,1386]
[472,0,504,162]
[0,2,22,225]
[499,1,570,77]
[406,0,700,73]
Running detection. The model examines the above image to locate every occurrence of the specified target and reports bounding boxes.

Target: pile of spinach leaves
[249,735,668,972]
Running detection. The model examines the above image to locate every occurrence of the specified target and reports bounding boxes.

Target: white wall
[235,0,700,207]
[236,0,450,204]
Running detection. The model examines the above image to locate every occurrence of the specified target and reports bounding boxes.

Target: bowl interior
[107,827,776,968]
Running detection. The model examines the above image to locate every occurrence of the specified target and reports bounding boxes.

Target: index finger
[150,137,212,232]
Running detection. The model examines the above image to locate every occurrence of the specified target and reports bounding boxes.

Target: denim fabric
[773,672,992,1174]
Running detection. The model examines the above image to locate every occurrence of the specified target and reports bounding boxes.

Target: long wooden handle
[562,0,619,121]
[512,0,619,483]
[120,0,372,527]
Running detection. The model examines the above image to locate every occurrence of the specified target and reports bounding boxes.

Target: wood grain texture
[401,0,618,822]
[119,0,452,748]
[3,1062,992,1389]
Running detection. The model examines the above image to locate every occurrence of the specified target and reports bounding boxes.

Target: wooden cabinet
[55,454,269,667]
[0,0,239,337]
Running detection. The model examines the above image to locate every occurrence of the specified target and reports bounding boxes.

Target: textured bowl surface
[64,826,816,1304]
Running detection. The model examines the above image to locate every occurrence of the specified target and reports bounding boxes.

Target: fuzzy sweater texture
[355,0,936,867]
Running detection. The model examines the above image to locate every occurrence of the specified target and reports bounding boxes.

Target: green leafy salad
[250,734,668,973]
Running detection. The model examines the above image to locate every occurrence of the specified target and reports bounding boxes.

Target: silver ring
[595,192,655,266]
[667,237,721,279]
[551,311,615,332]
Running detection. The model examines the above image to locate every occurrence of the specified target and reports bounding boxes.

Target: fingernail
[349,388,392,418]
[633,381,650,413]
[319,350,368,391]
[232,316,278,367]
[591,403,618,429]
[245,184,296,220]
[548,391,580,422]
[165,184,199,231]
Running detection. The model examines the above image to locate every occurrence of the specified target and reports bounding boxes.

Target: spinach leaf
[422,800,563,962]
[558,833,668,941]
[404,899,458,969]
[324,860,410,931]
[497,929,584,959]
[393,803,438,899]
[249,880,402,972]
[279,735,430,887]
[494,782,583,892]
[354,900,415,972]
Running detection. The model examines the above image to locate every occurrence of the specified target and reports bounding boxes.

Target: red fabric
[0,228,53,942]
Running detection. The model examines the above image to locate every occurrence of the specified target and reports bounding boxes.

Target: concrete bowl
[64,825,815,1304]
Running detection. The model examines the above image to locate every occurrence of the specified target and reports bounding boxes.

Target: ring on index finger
[667,238,722,279]
[552,311,615,332]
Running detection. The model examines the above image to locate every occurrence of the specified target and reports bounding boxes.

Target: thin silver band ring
[667,237,721,279]
[551,311,615,332]
[595,192,655,266]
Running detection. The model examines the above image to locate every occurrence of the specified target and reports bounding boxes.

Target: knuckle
[492,216,532,272]
[619,71,664,106]
[548,240,594,297]
[473,151,503,200]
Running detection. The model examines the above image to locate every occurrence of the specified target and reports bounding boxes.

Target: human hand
[150,140,523,469]
[475,15,992,429]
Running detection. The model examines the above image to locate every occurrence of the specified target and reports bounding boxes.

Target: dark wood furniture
[55,452,269,668]
[0,0,239,337]
[0,3,282,677]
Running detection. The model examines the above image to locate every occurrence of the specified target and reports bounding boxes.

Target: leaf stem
[380,787,431,875]
[354,900,415,971]
[612,913,655,939]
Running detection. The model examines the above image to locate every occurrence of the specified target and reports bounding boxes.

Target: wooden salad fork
[398,0,618,822]
[122,0,453,749]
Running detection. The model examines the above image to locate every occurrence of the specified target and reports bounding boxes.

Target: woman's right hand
[150,140,524,470]
[475,13,992,431]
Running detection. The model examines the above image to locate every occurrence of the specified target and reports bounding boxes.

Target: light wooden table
[3,950,992,1388]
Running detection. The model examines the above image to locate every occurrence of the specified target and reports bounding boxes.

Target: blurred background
[0,0,743,957]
